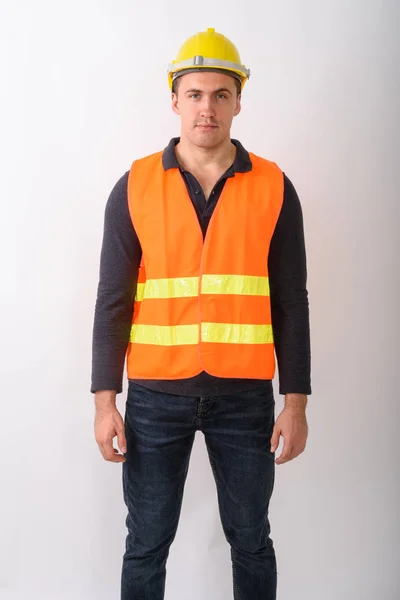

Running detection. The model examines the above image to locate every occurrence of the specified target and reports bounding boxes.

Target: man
[91,27,311,600]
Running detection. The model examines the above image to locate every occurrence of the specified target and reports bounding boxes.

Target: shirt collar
[161,137,252,174]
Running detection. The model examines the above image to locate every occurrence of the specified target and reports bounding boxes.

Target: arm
[268,174,311,463]
[91,171,142,396]
[268,173,311,399]
[91,171,142,462]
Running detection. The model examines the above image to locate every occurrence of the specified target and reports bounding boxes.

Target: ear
[233,94,241,117]
[172,92,180,115]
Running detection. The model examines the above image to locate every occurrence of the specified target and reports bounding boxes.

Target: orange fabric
[126,150,284,380]
[132,260,146,320]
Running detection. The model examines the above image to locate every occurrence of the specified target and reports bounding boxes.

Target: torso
[191,170,226,201]
[176,142,237,201]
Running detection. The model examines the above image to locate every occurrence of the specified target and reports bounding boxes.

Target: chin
[192,129,223,147]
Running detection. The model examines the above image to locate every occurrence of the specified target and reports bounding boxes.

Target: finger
[270,425,280,453]
[275,441,293,465]
[275,452,291,465]
[106,454,126,463]
[117,429,127,454]
[290,443,306,460]
[99,442,126,463]
[112,447,126,461]
[104,451,126,463]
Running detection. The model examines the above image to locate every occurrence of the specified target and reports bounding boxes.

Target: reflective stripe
[135,274,269,300]
[130,324,198,345]
[139,277,199,300]
[168,56,251,79]
[130,323,273,345]
[135,282,145,302]
[201,274,270,296]
[201,323,274,344]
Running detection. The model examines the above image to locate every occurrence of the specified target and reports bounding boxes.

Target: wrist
[94,390,117,410]
[284,393,308,411]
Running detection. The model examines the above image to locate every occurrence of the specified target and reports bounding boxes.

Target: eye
[217,94,227,99]
[189,93,200,99]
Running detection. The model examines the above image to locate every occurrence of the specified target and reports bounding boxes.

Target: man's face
[171,71,241,148]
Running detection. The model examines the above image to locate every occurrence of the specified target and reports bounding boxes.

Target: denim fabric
[121,380,277,599]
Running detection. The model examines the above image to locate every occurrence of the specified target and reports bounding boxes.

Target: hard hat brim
[168,56,250,78]
[171,67,243,86]
[168,55,250,90]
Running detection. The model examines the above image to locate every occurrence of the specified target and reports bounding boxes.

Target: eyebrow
[184,88,232,95]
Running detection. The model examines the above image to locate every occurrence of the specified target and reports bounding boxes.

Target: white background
[0,1,399,599]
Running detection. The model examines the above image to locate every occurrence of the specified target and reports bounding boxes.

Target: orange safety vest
[126,150,284,380]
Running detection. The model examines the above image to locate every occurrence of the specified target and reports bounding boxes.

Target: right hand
[94,391,127,463]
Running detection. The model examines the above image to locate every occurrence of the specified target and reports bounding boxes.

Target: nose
[199,95,216,119]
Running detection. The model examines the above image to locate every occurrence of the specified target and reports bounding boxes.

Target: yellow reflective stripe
[201,323,274,344]
[136,275,269,300]
[135,283,145,302]
[130,324,198,345]
[201,274,270,296]
[130,323,274,345]
[141,277,199,299]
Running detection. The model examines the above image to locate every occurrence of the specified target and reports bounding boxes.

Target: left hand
[270,404,308,465]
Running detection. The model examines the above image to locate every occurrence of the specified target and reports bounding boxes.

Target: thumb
[116,424,127,454]
[270,424,280,453]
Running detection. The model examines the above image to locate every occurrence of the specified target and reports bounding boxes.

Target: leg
[202,384,277,600]
[121,382,196,600]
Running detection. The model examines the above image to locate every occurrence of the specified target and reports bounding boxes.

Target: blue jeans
[121,381,277,599]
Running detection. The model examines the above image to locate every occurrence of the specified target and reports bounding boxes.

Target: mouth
[196,124,218,130]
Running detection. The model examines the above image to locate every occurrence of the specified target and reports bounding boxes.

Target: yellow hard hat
[167,27,250,91]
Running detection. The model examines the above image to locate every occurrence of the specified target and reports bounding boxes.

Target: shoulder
[282,173,301,205]
[130,149,164,170]
[247,151,283,179]
[112,170,129,193]
[246,151,300,204]
[246,152,285,203]
[279,173,304,225]
[106,171,129,211]
[103,171,132,226]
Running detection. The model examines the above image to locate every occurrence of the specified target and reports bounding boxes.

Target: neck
[175,135,236,173]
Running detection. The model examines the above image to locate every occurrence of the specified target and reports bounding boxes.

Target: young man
[91,27,311,600]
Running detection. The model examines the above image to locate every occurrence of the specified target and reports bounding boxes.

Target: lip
[197,124,218,129]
